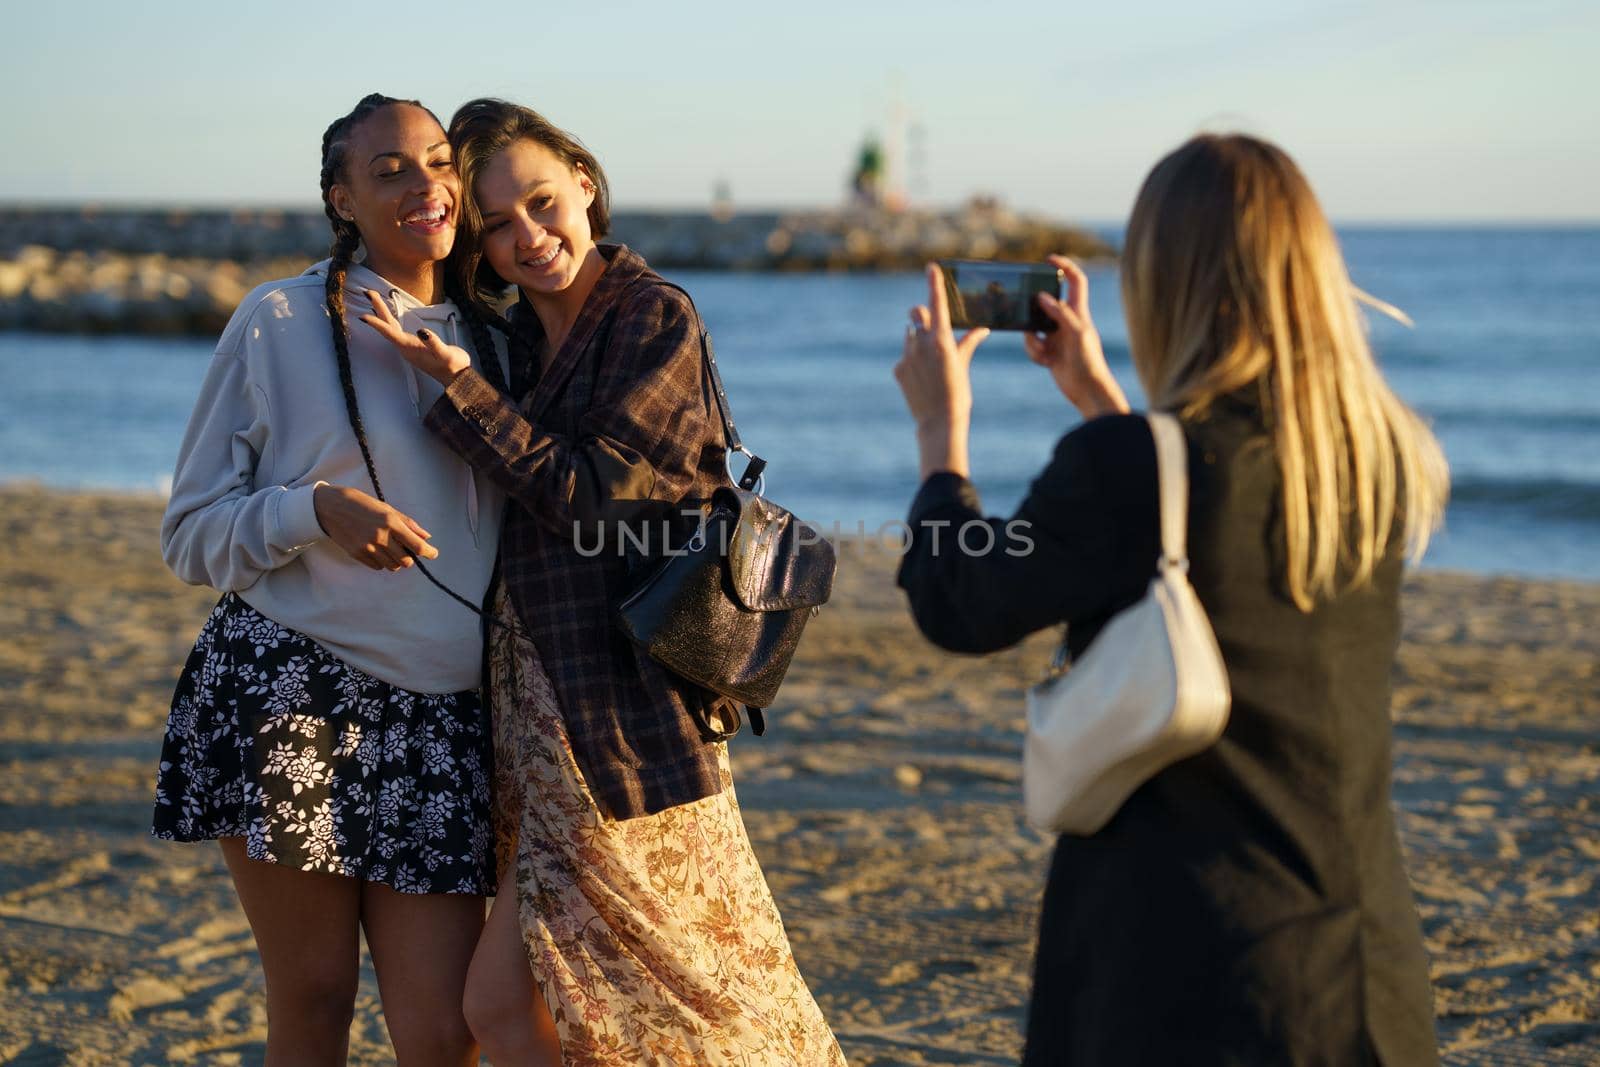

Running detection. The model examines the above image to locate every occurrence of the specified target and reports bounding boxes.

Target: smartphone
[937,260,1064,333]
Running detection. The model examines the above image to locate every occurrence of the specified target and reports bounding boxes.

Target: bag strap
[1146,412,1189,571]
[650,280,767,493]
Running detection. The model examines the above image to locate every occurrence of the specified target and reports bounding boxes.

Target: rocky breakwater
[0,203,1113,335]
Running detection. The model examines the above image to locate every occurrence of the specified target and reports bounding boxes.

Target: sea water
[1,226,1595,580]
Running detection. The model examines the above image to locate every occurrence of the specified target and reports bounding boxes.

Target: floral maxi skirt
[488,588,846,1066]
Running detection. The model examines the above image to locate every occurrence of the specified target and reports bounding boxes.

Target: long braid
[319,94,530,638]
[321,93,401,500]
[326,230,388,500]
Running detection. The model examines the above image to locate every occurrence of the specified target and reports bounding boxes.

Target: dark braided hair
[318,93,527,634]
[318,92,432,499]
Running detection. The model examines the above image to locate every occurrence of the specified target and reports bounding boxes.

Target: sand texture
[0,486,1596,1065]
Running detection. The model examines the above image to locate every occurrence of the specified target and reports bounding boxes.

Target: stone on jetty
[0,202,1115,335]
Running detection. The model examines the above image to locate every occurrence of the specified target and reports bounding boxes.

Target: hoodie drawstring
[389,288,424,414]
[370,289,483,545]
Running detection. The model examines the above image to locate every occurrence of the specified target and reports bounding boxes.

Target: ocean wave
[1425,409,1600,434]
[1449,477,1600,521]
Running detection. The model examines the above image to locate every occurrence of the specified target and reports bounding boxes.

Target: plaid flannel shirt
[424,245,734,819]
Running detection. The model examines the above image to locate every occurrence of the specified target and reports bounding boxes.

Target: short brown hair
[447,98,612,314]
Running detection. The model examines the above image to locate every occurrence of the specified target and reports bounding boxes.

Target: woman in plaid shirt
[364,98,845,1067]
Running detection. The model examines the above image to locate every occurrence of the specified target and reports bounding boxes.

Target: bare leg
[219,838,361,1067]
[361,882,484,1066]
[462,861,562,1065]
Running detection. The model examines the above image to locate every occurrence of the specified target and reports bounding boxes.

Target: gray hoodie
[160,260,506,692]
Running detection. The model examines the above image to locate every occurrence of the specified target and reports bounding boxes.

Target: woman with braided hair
[153,94,506,1064]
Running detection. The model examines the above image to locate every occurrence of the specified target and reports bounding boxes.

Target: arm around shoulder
[422,283,714,537]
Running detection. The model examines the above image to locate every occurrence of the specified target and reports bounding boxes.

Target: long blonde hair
[1121,134,1449,611]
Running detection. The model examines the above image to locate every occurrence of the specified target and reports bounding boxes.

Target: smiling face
[328,103,459,280]
[474,138,598,296]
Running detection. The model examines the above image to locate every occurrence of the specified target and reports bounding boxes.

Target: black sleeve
[895,416,1154,654]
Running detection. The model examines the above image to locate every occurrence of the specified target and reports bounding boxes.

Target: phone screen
[938,260,1063,333]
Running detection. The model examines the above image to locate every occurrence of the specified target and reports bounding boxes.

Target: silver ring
[725,447,767,497]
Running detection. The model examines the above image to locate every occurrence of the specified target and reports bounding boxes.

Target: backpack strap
[648,280,766,493]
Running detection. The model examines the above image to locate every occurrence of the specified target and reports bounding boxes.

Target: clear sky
[4,0,1596,222]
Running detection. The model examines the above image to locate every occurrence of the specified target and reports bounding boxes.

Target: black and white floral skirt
[152,594,495,895]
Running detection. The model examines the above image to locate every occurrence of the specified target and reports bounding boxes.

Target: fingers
[366,533,421,571]
[1036,292,1083,333]
[389,515,439,561]
[350,538,402,570]
[902,307,934,366]
[1022,332,1049,365]
[1047,255,1091,319]
[355,504,437,571]
[356,520,413,571]
[375,539,414,571]
[358,312,409,346]
[363,289,398,326]
[359,290,418,348]
[925,263,953,335]
[415,329,472,379]
[416,329,453,360]
[956,328,991,360]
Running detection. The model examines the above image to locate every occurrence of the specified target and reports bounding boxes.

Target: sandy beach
[0,485,1595,1066]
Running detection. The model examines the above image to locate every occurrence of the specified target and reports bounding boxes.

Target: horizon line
[2,199,1598,229]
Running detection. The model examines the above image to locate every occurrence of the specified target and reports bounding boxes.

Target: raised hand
[358,288,472,385]
[1023,255,1130,418]
[893,263,991,478]
[894,263,992,425]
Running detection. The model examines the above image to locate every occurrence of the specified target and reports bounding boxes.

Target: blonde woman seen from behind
[1119,136,1446,610]
[894,134,1447,1064]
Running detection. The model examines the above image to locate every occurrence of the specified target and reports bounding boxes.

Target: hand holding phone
[894,264,994,478]
[1022,255,1131,419]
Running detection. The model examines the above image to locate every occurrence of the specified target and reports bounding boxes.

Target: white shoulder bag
[1022,412,1232,835]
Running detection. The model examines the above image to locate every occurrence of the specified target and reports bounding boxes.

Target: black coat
[897,403,1438,1066]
